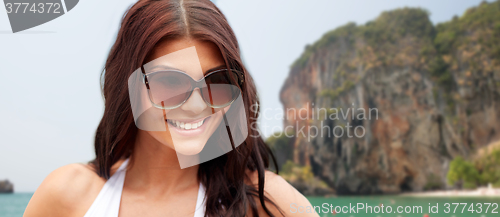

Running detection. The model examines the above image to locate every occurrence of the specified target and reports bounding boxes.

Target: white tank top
[83,158,206,217]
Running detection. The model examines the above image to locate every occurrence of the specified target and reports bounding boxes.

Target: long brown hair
[90,0,281,216]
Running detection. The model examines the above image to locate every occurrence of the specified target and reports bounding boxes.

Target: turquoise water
[0,193,33,217]
[0,193,498,217]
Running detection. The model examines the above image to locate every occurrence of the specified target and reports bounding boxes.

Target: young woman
[24,0,317,216]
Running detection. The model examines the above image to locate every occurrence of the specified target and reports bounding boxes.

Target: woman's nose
[180,88,208,114]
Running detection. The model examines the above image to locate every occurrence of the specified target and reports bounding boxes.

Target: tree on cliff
[447,156,479,189]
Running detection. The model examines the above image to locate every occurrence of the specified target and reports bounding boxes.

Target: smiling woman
[23,0,317,216]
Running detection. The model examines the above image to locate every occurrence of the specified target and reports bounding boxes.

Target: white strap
[194,182,206,217]
[83,159,129,217]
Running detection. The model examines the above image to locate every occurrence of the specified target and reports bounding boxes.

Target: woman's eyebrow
[204,65,226,74]
[147,64,226,74]
[147,65,181,72]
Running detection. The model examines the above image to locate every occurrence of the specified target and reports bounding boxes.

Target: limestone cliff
[277,1,500,194]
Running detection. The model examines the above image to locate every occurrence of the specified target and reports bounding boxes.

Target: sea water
[0,193,33,217]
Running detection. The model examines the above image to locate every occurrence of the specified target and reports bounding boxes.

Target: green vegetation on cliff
[447,148,500,189]
[435,0,500,57]
[447,156,481,189]
[476,148,500,186]
[292,22,357,69]
[266,134,335,195]
[266,131,294,171]
[433,0,500,113]
[291,8,435,70]
[361,7,435,48]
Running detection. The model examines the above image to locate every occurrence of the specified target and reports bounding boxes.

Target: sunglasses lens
[147,71,192,108]
[202,70,241,107]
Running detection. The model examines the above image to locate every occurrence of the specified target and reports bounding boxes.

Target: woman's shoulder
[245,169,319,217]
[23,159,126,217]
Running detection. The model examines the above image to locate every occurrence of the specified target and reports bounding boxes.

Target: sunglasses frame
[141,67,245,110]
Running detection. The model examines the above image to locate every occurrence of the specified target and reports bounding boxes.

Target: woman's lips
[166,116,211,136]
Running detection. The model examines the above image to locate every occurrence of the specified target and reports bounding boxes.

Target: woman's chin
[169,140,206,156]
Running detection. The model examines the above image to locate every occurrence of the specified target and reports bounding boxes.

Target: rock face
[0,180,14,193]
[279,2,500,194]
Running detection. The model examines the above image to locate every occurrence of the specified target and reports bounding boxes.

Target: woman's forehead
[145,38,225,77]
[144,46,203,78]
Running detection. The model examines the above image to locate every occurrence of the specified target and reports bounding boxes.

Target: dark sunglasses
[141,67,244,109]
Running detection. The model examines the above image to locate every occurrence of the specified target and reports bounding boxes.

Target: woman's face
[143,38,230,156]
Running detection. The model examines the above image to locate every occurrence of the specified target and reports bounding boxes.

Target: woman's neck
[125,129,199,195]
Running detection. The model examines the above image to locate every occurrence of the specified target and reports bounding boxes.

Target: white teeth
[167,119,206,130]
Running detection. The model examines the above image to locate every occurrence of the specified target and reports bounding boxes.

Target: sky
[0,0,490,192]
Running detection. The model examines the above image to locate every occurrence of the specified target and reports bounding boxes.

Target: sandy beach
[401,185,500,197]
